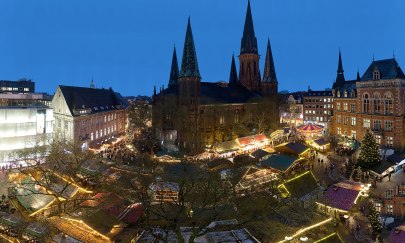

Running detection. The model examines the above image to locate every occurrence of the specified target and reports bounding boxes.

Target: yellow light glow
[61,217,111,242]
[29,198,57,217]
[278,218,333,243]
[53,172,93,193]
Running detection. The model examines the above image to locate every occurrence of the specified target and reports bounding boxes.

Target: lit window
[386,136,393,147]
[351,117,356,126]
[91,133,94,141]
[363,119,370,128]
[351,130,356,139]
[337,127,341,135]
[385,121,393,132]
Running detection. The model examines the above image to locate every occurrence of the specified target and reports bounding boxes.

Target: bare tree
[10,139,100,218]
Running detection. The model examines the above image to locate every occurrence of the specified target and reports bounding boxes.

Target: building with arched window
[331,56,405,149]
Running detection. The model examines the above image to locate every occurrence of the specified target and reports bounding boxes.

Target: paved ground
[0,171,10,196]
[373,169,405,196]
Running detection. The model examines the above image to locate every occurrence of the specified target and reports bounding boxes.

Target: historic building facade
[303,89,333,131]
[331,52,405,149]
[51,85,127,149]
[152,1,279,153]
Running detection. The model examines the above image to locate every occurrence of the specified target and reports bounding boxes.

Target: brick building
[374,183,405,218]
[51,85,127,149]
[331,51,405,149]
[152,1,279,153]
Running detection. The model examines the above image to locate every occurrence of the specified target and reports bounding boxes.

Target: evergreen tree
[368,202,382,235]
[357,129,381,169]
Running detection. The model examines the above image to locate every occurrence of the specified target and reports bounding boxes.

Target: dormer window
[373,68,380,80]
[344,90,348,97]
[337,91,341,97]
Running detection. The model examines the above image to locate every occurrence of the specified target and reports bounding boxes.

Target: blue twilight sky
[0,0,404,96]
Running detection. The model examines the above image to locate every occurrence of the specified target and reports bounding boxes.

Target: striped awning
[296,123,324,133]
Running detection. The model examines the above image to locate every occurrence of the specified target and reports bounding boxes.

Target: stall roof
[251,149,270,159]
[260,154,298,172]
[315,233,344,243]
[318,181,362,211]
[237,134,268,146]
[275,142,309,155]
[370,161,396,175]
[313,138,329,146]
[281,171,320,199]
[387,153,405,164]
[14,177,55,214]
[214,140,239,153]
[389,225,405,243]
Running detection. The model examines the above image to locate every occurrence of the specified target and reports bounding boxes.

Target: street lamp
[285,236,293,241]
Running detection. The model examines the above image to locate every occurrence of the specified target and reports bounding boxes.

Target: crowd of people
[100,139,137,164]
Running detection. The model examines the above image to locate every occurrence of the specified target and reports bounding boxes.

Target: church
[152,0,279,153]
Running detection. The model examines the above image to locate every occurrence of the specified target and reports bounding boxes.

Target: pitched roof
[262,39,277,83]
[200,82,259,104]
[179,18,200,78]
[304,90,332,97]
[168,46,179,87]
[240,0,258,54]
[229,54,239,84]
[318,181,361,211]
[59,85,125,116]
[332,80,357,97]
[361,58,405,81]
[260,154,298,172]
[275,142,309,155]
[282,171,319,199]
[389,226,405,243]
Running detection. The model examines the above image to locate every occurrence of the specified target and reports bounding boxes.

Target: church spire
[262,38,277,83]
[240,0,258,54]
[335,50,345,84]
[229,54,238,84]
[180,17,200,78]
[357,69,361,81]
[168,45,179,87]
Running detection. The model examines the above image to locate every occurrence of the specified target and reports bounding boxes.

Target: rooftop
[260,154,298,172]
[281,171,320,199]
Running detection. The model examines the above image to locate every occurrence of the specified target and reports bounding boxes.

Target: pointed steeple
[356,69,361,81]
[180,17,200,78]
[168,45,179,87]
[229,54,238,84]
[240,0,258,54]
[335,50,345,84]
[90,78,95,89]
[153,85,156,96]
[262,38,277,83]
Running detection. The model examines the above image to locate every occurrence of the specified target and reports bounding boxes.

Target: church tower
[261,38,278,96]
[239,0,261,92]
[333,50,345,88]
[179,17,201,107]
[178,17,201,151]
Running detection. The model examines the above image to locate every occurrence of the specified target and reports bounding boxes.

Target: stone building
[51,85,127,149]
[331,51,405,149]
[303,89,333,131]
[152,1,279,153]
[0,90,53,163]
